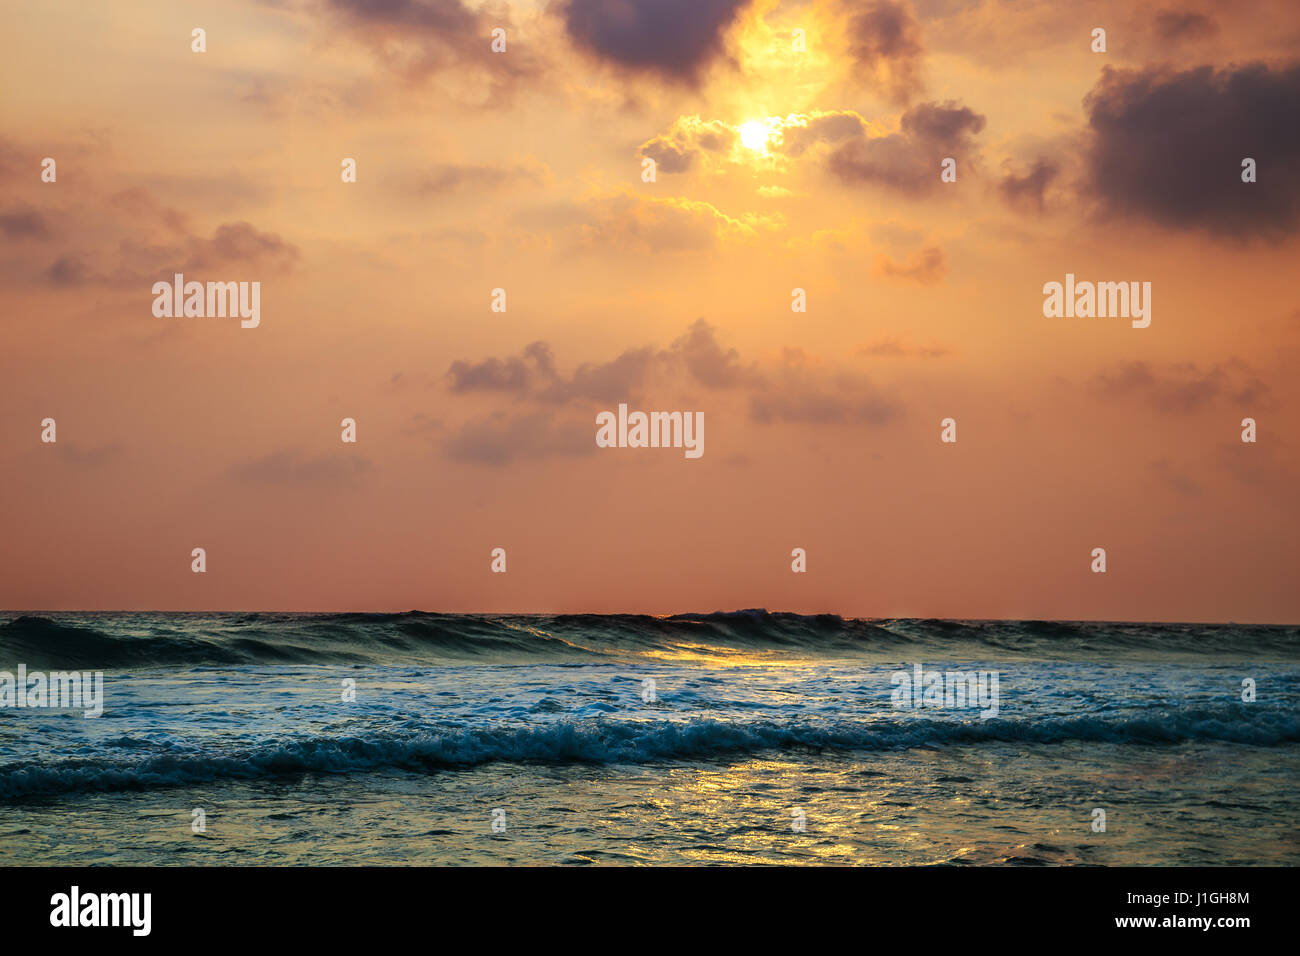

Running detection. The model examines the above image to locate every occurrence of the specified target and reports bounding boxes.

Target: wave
[1,705,1296,800]
[1,610,1297,668]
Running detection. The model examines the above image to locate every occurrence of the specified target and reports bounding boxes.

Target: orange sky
[1,0,1298,621]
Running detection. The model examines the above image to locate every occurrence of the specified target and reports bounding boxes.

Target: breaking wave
[2,610,1297,668]
[2,704,1295,800]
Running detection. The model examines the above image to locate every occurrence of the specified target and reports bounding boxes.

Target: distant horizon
[6,607,1297,627]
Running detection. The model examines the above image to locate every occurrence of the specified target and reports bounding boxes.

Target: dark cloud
[1084,63,1300,239]
[47,255,91,287]
[324,0,543,97]
[443,411,596,465]
[446,320,754,407]
[75,220,300,287]
[329,0,477,32]
[668,318,755,387]
[778,111,866,157]
[438,322,904,465]
[189,222,300,272]
[541,347,660,405]
[845,1,925,104]
[1091,360,1272,414]
[0,206,51,240]
[1153,10,1218,42]
[562,0,751,84]
[901,101,985,141]
[750,369,901,426]
[20,179,300,290]
[448,341,557,393]
[447,337,657,404]
[827,100,984,195]
[414,161,546,195]
[999,158,1059,212]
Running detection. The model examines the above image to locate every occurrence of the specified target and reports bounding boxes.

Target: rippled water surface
[2,611,1297,865]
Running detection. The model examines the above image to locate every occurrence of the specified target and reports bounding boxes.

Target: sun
[738,120,770,151]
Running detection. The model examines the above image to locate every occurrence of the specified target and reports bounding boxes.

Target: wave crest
[2,705,1294,800]
[3,611,1297,668]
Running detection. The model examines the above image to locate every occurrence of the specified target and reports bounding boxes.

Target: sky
[1,0,1298,621]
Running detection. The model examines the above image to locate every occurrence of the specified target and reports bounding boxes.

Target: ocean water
[1,610,1297,866]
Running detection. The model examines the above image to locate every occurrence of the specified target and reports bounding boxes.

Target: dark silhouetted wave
[1,610,1296,668]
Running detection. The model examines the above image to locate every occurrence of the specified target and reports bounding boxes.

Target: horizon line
[2,608,1296,627]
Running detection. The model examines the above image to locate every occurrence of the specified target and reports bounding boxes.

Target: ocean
[1,610,1297,865]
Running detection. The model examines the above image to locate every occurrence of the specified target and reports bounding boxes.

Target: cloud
[1149,458,1203,496]
[639,115,738,173]
[442,411,596,465]
[329,0,476,31]
[0,162,301,290]
[439,322,902,458]
[843,0,925,104]
[777,110,868,157]
[1153,9,1218,42]
[1214,437,1296,493]
[1084,63,1300,239]
[638,103,984,201]
[106,187,193,234]
[0,206,51,240]
[413,160,548,195]
[1091,360,1272,414]
[323,0,543,98]
[445,319,756,409]
[563,193,780,253]
[447,338,657,405]
[750,364,901,425]
[826,100,985,195]
[901,100,987,141]
[448,341,557,393]
[999,158,1059,213]
[51,219,300,288]
[230,449,372,486]
[667,318,755,387]
[187,222,300,272]
[540,347,660,405]
[874,245,946,284]
[47,255,93,287]
[402,413,444,435]
[561,0,752,84]
[857,337,950,358]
